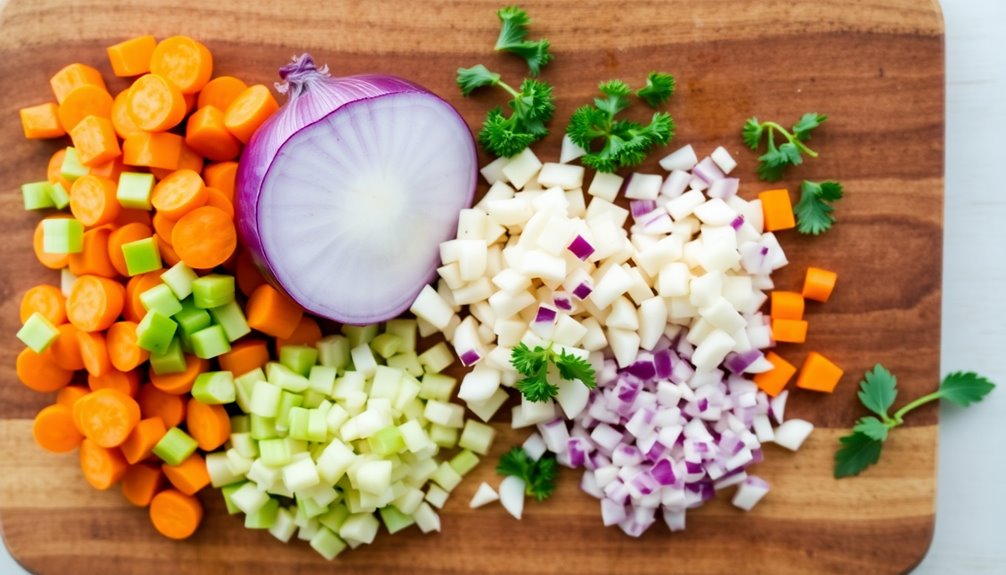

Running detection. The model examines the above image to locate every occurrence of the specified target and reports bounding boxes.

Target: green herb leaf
[792,112,828,141]
[853,416,889,441]
[857,364,898,421]
[554,350,597,390]
[742,118,763,150]
[834,431,884,478]
[494,6,553,75]
[636,72,676,107]
[794,180,844,235]
[938,371,996,407]
[457,65,501,96]
[510,341,596,402]
[496,446,533,478]
[497,446,557,501]
[474,78,556,158]
[741,114,826,181]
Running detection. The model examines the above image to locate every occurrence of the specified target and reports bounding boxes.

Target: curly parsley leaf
[636,72,676,107]
[939,372,996,407]
[741,113,826,181]
[857,364,898,421]
[457,65,501,96]
[494,6,553,75]
[497,447,557,501]
[511,341,597,402]
[794,180,844,235]
[555,350,597,390]
[834,431,884,478]
[463,76,556,158]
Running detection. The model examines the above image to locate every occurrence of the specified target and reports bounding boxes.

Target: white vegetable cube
[657,262,691,297]
[636,235,684,277]
[492,268,532,293]
[458,419,497,455]
[456,239,489,281]
[553,314,588,346]
[520,249,567,283]
[457,365,502,404]
[665,189,705,220]
[693,198,738,226]
[580,317,608,351]
[624,173,662,200]
[430,461,463,491]
[732,477,770,511]
[397,419,432,453]
[352,460,392,495]
[559,133,587,164]
[555,376,591,419]
[230,482,270,515]
[339,513,381,545]
[501,147,543,190]
[774,419,815,451]
[689,271,723,308]
[537,163,585,190]
[486,197,533,227]
[530,187,570,212]
[425,485,450,509]
[513,397,557,428]
[480,156,510,185]
[564,189,587,218]
[691,329,735,371]
[536,216,577,256]
[466,388,509,422]
[456,208,488,240]
[409,285,456,331]
[587,171,624,202]
[700,297,746,334]
[470,482,500,508]
[413,502,442,533]
[499,476,526,519]
[424,400,465,428]
[607,327,641,368]
[660,169,691,199]
[590,264,633,309]
[451,278,492,306]
[283,457,321,492]
[605,296,639,330]
[659,144,698,171]
[710,145,738,174]
[637,297,668,350]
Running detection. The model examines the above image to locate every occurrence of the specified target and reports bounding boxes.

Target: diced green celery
[332,372,365,400]
[297,493,328,519]
[302,483,339,508]
[16,312,59,353]
[191,324,231,359]
[397,420,432,453]
[140,283,182,316]
[368,366,402,400]
[250,381,282,417]
[349,343,378,376]
[309,526,347,560]
[59,147,88,181]
[245,496,280,529]
[230,482,270,515]
[47,182,70,210]
[458,419,497,455]
[400,397,426,421]
[408,458,440,486]
[226,448,253,476]
[308,365,337,396]
[384,319,417,353]
[247,458,282,489]
[392,485,424,515]
[325,404,350,436]
[191,274,235,308]
[249,414,279,440]
[208,300,251,342]
[279,345,318,376]
[301,390,325,409]
[234,368,265,413]
[269,506,298,543]
[429,424,459,448]
[353,460,393,496]
[430,461,463,491]
[153,427,198,465]
[206,451,244,487]
[317,503,350,532]
[449,449,480,476]
[418,342,455,374]
[221,481,248,515]
[316,335,350,370]
[339,512,380,544]
[288,407,310,441]
[284,457,321,493]
[116,172,155,209]
[266,362,310,392]
[148,337,186,375]
[42,218,83,254]
[230,431,258,458]
[413,502,441,534]
[192,371,236,405]
[122,237,162,276]
[259,438,292,467]
[419,373,457,402]
[368,426,405,457]
[424,485,449,509]
[307,410,328,443]
[393,374,422,412]
[159,262,198,299]
[22,181,55,210]
[342,324,378,348]
[386,351,424,377]
[341,391,367,415]
[369,333,402,359]
[173,300,212,336]
[378,505,415,535]
[275,390,304,431]
[229,415,251,434]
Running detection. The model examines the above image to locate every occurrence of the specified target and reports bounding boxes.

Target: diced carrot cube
[803,266,838,302]
[770,291,805,320]
[20,103,65,139]
[759,188,796,231]
[772,318,808,344]
[795,352,844,393]
[753,351,796,397]
[70,116,122,167]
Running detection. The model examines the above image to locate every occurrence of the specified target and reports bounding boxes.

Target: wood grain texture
[0,0,944,573]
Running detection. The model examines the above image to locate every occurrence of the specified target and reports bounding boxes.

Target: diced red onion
[630,200,658,219]
[692,157,726,184]
[723,349,765,375]
[567,235,595,261]
[458,349,481,367]
[707,177,740,199]
[601,498,628,526]
[534,305,557,324]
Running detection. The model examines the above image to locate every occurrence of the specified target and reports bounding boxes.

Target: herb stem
[497,80,521,99]
[892,390,943,424]
[762,121,819,157]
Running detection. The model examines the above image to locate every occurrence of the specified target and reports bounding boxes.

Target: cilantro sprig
[742,113,827,181]
[510,341,596,402]
[794,180,843,235]
[497,447,557,501]
[835,365,995,478]
[494,6,552,76]
[566,76,676,173]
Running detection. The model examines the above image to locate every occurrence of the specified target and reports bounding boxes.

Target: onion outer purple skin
[236,70,478,324]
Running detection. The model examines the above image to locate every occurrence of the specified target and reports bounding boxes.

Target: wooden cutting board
[0,0,944,573]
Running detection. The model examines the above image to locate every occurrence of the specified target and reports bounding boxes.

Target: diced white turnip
[607,327,641,368]
[624,173,663,200]
[538,162,586,190]
[637,297,668,351]
[470,482,500,508]
[707,177,739,199]
[590,264,634,309]
[466,388,509,422]
[499,476,526,519]
[501,147,543,190]
[456,240,489,282]
[773,419,814,451]
[658,144,698,172]
[457,365,502,403]
[480,156,510,185]
[665,189,705,220]
[560,133,588,164]
[605,296,639,331]
[587,171,624,202]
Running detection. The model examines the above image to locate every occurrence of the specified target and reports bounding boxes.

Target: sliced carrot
[88,369,141,397]
[111,89,143,139]
[67,275,125,332]
[20,102,66,139]
[80,437,129,490]
[770,291,805,321]
[772,318,808,344]
[71,391,91,433]
[753,351,796,397]
[795,351,845,393]
[183,92,198,115]
[246,284,303,339]
[121,462,164,507]
[149,36,213,95]
[203,161,237,203]
[198,76,247,110]
[50,63,106,104]
[20,284,67,325]
[163,452,211,495]
[126,73,186,132]
[58,85,113,133]
[16,347,73,392]
[185,105,241,162]
[218,339,270,377]
[204,187,234,218]
[277,315,322,348]
[33,218,71,270]
[68,228,119,278]
[150,355,208,395]
[124,272,163,323]
[171,206,236,270]
[151,211,177,246]
[186,398,231,452]
[50,324,86,371]
[69,174,120,227]
[90,157,125,182]
[137,384,187,428]
[76,388,141,448]
[77,330,112,377]
[236,250,267,296]
[107,321,150,372]
[70,115,121,167]
[47,149,74,191]
[149,488,203,539]
[159,237,182,267]
[123,131,183,170]
[107,35,157,77]
[33,403,84,453]
[120,417,167,465]
[803,266,838,303]
[108,223,154,277]
[151,169,207,219]
[758,189,796,232]
[57,384,90,410]
[151,143,203,180]
[223,84,278,143]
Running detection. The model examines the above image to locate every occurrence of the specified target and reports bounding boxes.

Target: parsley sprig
[497,447,557,501]
[494,6,552,76]
[794,180,843,235]
[566,76,675,173]
[835,365,995,478]
[510,341,596,402]
[742,113,827,181]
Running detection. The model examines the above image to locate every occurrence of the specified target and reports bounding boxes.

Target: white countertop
[2,1,1003,573]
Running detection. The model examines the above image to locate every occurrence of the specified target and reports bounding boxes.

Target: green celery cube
[136,310,178,354]
[221,481,248,514]
[174,301,212,336]
[116,172,155,210]
[42,218,83,254]
[369,333,402,359]
[266,362,310,393]
[310,526,347,560]
[140,283,182,316]
[342,324,378,347]
[160,262,198,299]
[316,335,350,370]
[317,504,349,533]
[429,423,458,448]
[288,407,310,441]
[192,274,235,308]
[275,390,304,431]
[378,505,415,535]
[230,415,251,434]
[250,381,282,418]
[279,345,318,377]
[208,300,251,342]
[47,182,70,209]
[249,414,279,440]
[22,181,55,210]
[384,319,417,352]
[368,426,405,456]
[301,390,325,409]
[245,497,280,529]
[59,147,88,182]
[149,337,186,375]
[191,371,236,405]
[449,449,480,476]
[297,493,328,519]
[308,366,337,396]
[122,237,162,276]
[153,427,198,466]
[258,438,292,467]
[306,410,328,443]
[191,324,231,359]
[16,312,60,353]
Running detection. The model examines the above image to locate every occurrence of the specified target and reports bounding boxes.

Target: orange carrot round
[88,369,141,397]
[77,330,112,377]
[204,187,234,218]
[57,384,90,410]
[114,208,153,229]
[235,250,267,297]
[150,355,208,395]
[67,275,125,332]
[80,437,129,490]
[151,169,207,220]
[120,417,167,465]
[202,161,237,203]
[16,348,73,392]
[162,452,211,495]
[76,388,141,448]
[186,398,230,452]
[20,285,67,325]
[223,84,278,143]
[68,227,119,279]
[151,211,177,246]
[124,272,163,323]
[50,323,86,371]
[149,488,203,540]
[70,174,120,227]
[107,321,150,372]
[57,84,113,132]
[185,105,241,162]
[47,149,74,191]
[159,240,182,267]
[108,223,154,277]
[111,89,143,139]
[121,462,164,507]
[277,315,322,348]
[198,76,247,110]
[149,36,213,95]
[127,73,187,132]
[33,403,84,453]
[246,284,303,339]
[171,206,236,270]
[137,385,187,428]
[33,217,72,270]
[218,339,269,377]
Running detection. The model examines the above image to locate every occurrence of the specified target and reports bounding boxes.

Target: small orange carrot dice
[770,291,805,320]
[772,318,808,343]
[20,103,66,139]
[759,188,796,231]
[123,131,183,170]
[107,35,157,77]
[754,351,796,397]
[803,266,838,302]
[70,116,121,168]
[795,352,844,393]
